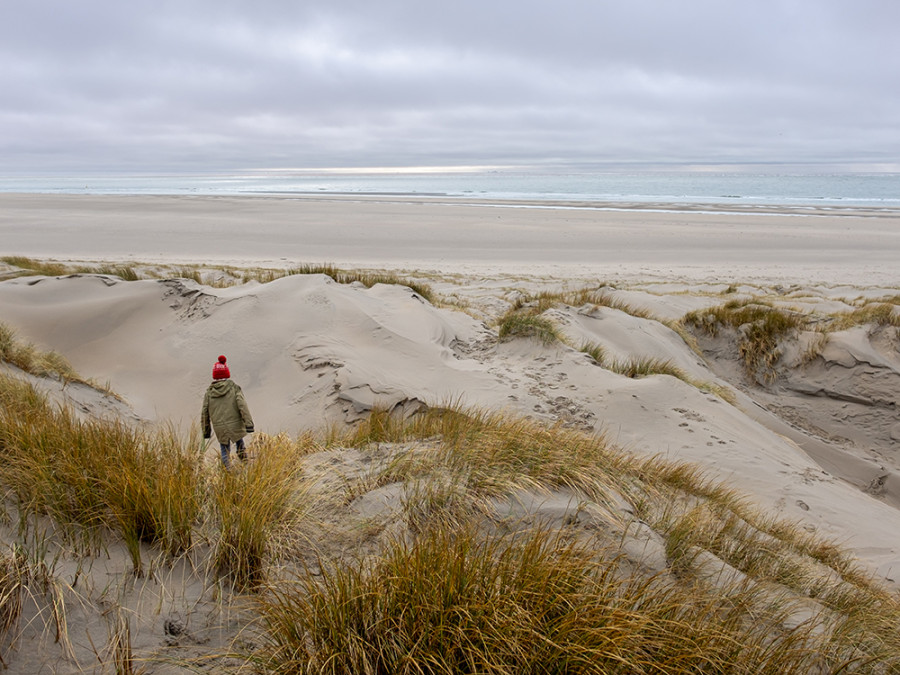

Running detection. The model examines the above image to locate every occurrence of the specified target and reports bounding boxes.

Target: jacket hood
[208,379,235,398]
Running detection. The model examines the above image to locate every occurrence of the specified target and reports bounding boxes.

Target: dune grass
[497,307,562,344]
[685,296,900,379]
[1,256,140,281]
[606,354,687,379]
[0,373,305,585]
[1,256,437,304]
[1,370,900,671]
[331,407,888,595]
[258,405,900,674]
[254,523,827,675]
[579,341,736,404]
[685,298,804,382]
[579,340,606,365]
[0,375,202,571]
[829,302,900,330]
[285,263,436,304]
[0,322,80,383]
[1,256,71,277]
[210,434,312,590]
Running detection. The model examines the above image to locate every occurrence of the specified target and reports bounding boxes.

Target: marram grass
[0,374,202,570]
[210,435,310,590]
[684,296,900,383]
[1,256,139,281]
[314,405,900,673]
[497,308,562,344]
[2,256,436,304]
[0,322,79,383]
[829,302,900,330]
[580,342,736,404]
[685,299,803,382]
[254,523,831,675]
[2,367,900,671]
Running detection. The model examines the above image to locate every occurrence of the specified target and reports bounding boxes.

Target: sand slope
[1,271,899,586]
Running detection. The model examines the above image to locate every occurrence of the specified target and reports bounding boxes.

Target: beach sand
[2,192,899,284]
[0,193,899,671]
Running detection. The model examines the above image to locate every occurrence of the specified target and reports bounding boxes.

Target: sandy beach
[2,192,900,284]
[1,193,899,672]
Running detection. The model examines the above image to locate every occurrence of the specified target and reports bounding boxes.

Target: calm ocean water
[1,170,898,208]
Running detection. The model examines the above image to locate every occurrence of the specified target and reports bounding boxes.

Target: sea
[1,169,898,210]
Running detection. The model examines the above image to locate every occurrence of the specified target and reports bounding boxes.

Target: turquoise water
[1,169,898,208]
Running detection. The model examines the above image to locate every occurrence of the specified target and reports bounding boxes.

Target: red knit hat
[212,355,230,380]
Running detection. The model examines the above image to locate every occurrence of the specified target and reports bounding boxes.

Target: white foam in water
[1,169,898,210]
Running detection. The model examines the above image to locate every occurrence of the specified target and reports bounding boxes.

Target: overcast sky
[3,0,898,173]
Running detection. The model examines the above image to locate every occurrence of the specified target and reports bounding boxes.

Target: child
[201,355,254,468]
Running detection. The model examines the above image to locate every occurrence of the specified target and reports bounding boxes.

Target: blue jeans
[220,438,246,468]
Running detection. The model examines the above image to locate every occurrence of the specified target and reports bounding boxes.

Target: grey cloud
[1,0,898,171]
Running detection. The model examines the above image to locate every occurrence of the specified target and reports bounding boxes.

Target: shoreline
[5,189,900,217]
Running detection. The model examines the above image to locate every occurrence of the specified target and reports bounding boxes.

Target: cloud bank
[2,0,898,171]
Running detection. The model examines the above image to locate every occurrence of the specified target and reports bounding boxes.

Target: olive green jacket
[201,379,254,443]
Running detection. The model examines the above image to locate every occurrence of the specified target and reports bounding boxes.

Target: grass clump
[0,550,26,667]
[0,256,69,277]
[0,373,202,570]
[0,322,80,383]
[90,265,140,281]
[579,342,736,404]
[579,340,606,364]
[685,298,804,382]
[830,302,900,330]
[1,256,140,281]
[255,522,829,674]
[291,264,435,304]
[606,355,685,379]
[176,267,204,284]
[497,308,561,345]
[211,435,311,590]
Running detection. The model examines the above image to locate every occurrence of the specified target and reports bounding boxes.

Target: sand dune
[2,194,900,670]
[1,268,899,588]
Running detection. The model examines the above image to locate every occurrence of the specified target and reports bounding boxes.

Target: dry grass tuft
[0,256,70,277]
[211,434,312,590]
[685,298,804,382]
[578,343,736,404]
[0,322,80,383]
[497,308,562,344]
[1,256,140,281]
[829,302,900,330]
[0,374,202,569]
[253,519,860,674]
